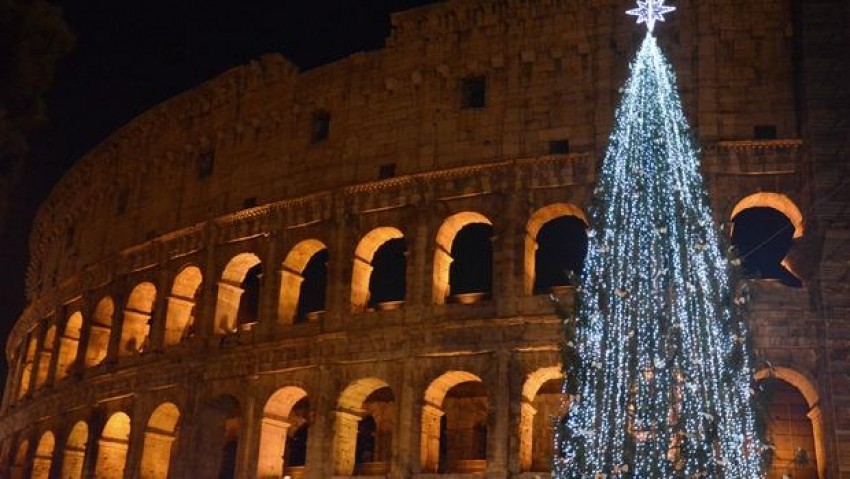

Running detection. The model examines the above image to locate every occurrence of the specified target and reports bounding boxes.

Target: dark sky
[0,0,442,392]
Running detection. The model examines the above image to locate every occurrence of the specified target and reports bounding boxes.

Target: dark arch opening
[296,249,329,322]
[355,416,377,466]
[368,238,407,307]
[732,207,800,287]
[284,396,310,469]
[439,381,488,473]
[237,263,262,324]
[449,223,493,298]
[758,377,818,478]
[533,216,588,293]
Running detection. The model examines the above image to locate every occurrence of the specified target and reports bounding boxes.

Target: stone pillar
[350,257,373,312]
[419,403,444,473]
[807,404,827,479]
[256,417,290,478]
[163,296,195,347]
[105,292,126,366]
[488,350,510,477]
[307,366,334,479]
[118,311,151,356]
[123,411,147,479]
[198,226,218,339]
[234,394,256,479]
[146,270,170,352]
[391,358,415,477]
[214,282,244,335]
[139,430,176,479]
[277,268,304,326]
[518,400,537,472]
[332,410,362,476]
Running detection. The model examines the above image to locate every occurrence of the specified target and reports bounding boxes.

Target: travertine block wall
[2,0,849,477]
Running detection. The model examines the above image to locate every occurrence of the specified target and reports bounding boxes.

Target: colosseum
[1,0,849,477]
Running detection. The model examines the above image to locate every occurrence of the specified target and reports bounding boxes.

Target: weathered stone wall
[2,0,849,477]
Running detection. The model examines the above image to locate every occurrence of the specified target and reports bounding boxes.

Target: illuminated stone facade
[1,0,849,477]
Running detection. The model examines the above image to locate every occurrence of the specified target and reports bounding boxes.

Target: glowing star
[626,0,676,33]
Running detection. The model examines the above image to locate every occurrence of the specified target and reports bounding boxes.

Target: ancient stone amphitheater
[1,0,849,478]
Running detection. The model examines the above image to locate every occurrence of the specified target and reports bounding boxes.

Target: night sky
[0,0,442,393]
[0,0,795,393]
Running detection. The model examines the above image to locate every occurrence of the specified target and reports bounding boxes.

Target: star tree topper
[626,0,676,33]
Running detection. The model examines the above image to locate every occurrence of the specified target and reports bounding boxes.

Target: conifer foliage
[553,32,764,478]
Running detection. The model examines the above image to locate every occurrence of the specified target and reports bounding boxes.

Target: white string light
[554,8,764,477]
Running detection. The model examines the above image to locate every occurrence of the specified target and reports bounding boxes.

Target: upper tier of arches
[23,0,798,307]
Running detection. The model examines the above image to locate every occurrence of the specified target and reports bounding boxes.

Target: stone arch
[257,386,309,478]
[278,239,328,324]
[95,412,131,479]
[140,402,180,479]
[755,366,825,478]
[351,227,406,312]
[730,192,804,238]
[35,324,56,389]
[62,421,88,479]
[17,334,38,399]
[215,253,261,334]
[85,296,114,367]
[31,431,54,479]
[524,204,588,295]
[420,371,487,473]
[195,394,242,479]
[433,212,493,305]
[10,438,29,479]
[519,367,564,472]
[333,378,395,476]
[120,282,156,356]
[165,265,203,347]
[55,311,83,381]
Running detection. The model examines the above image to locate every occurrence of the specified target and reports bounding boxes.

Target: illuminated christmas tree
[553,1,764,477]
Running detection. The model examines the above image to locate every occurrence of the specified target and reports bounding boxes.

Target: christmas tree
[553,1,764,477]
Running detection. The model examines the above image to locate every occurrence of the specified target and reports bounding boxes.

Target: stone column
[807,404,827,479]
[332,410,363,476]
[256,417,290,478]
[163,296,195,347]
[234,394,256,479]
[214,282,244,335]
[277,268,304,326]
[419,403,444,473]
[488,350,510,477]
[518,400,537,472]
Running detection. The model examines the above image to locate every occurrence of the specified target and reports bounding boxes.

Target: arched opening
[165,266,203,347]
[215,253,262,334]
[519,367,565,472]
[194,395,242,479]
[351,227,407,312]
[421,371,488,474]
[85,297,114,367]
[140,403,180,478]
[35,325,56,389]
[55,312,83,381]
[120,283,156,356]
[62,421,88,479]
[95,412,131,479]
[525,204,589,295]
[278,240,328,324]
[11,438,29,479]
[333,378,395,476]
[257,386,309,479]
[17,335,37,399]
[730,193,804,286]
[433,213,493,305]
[756,366,825,479]
[284,403,310,476]
[31,431,54,479]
